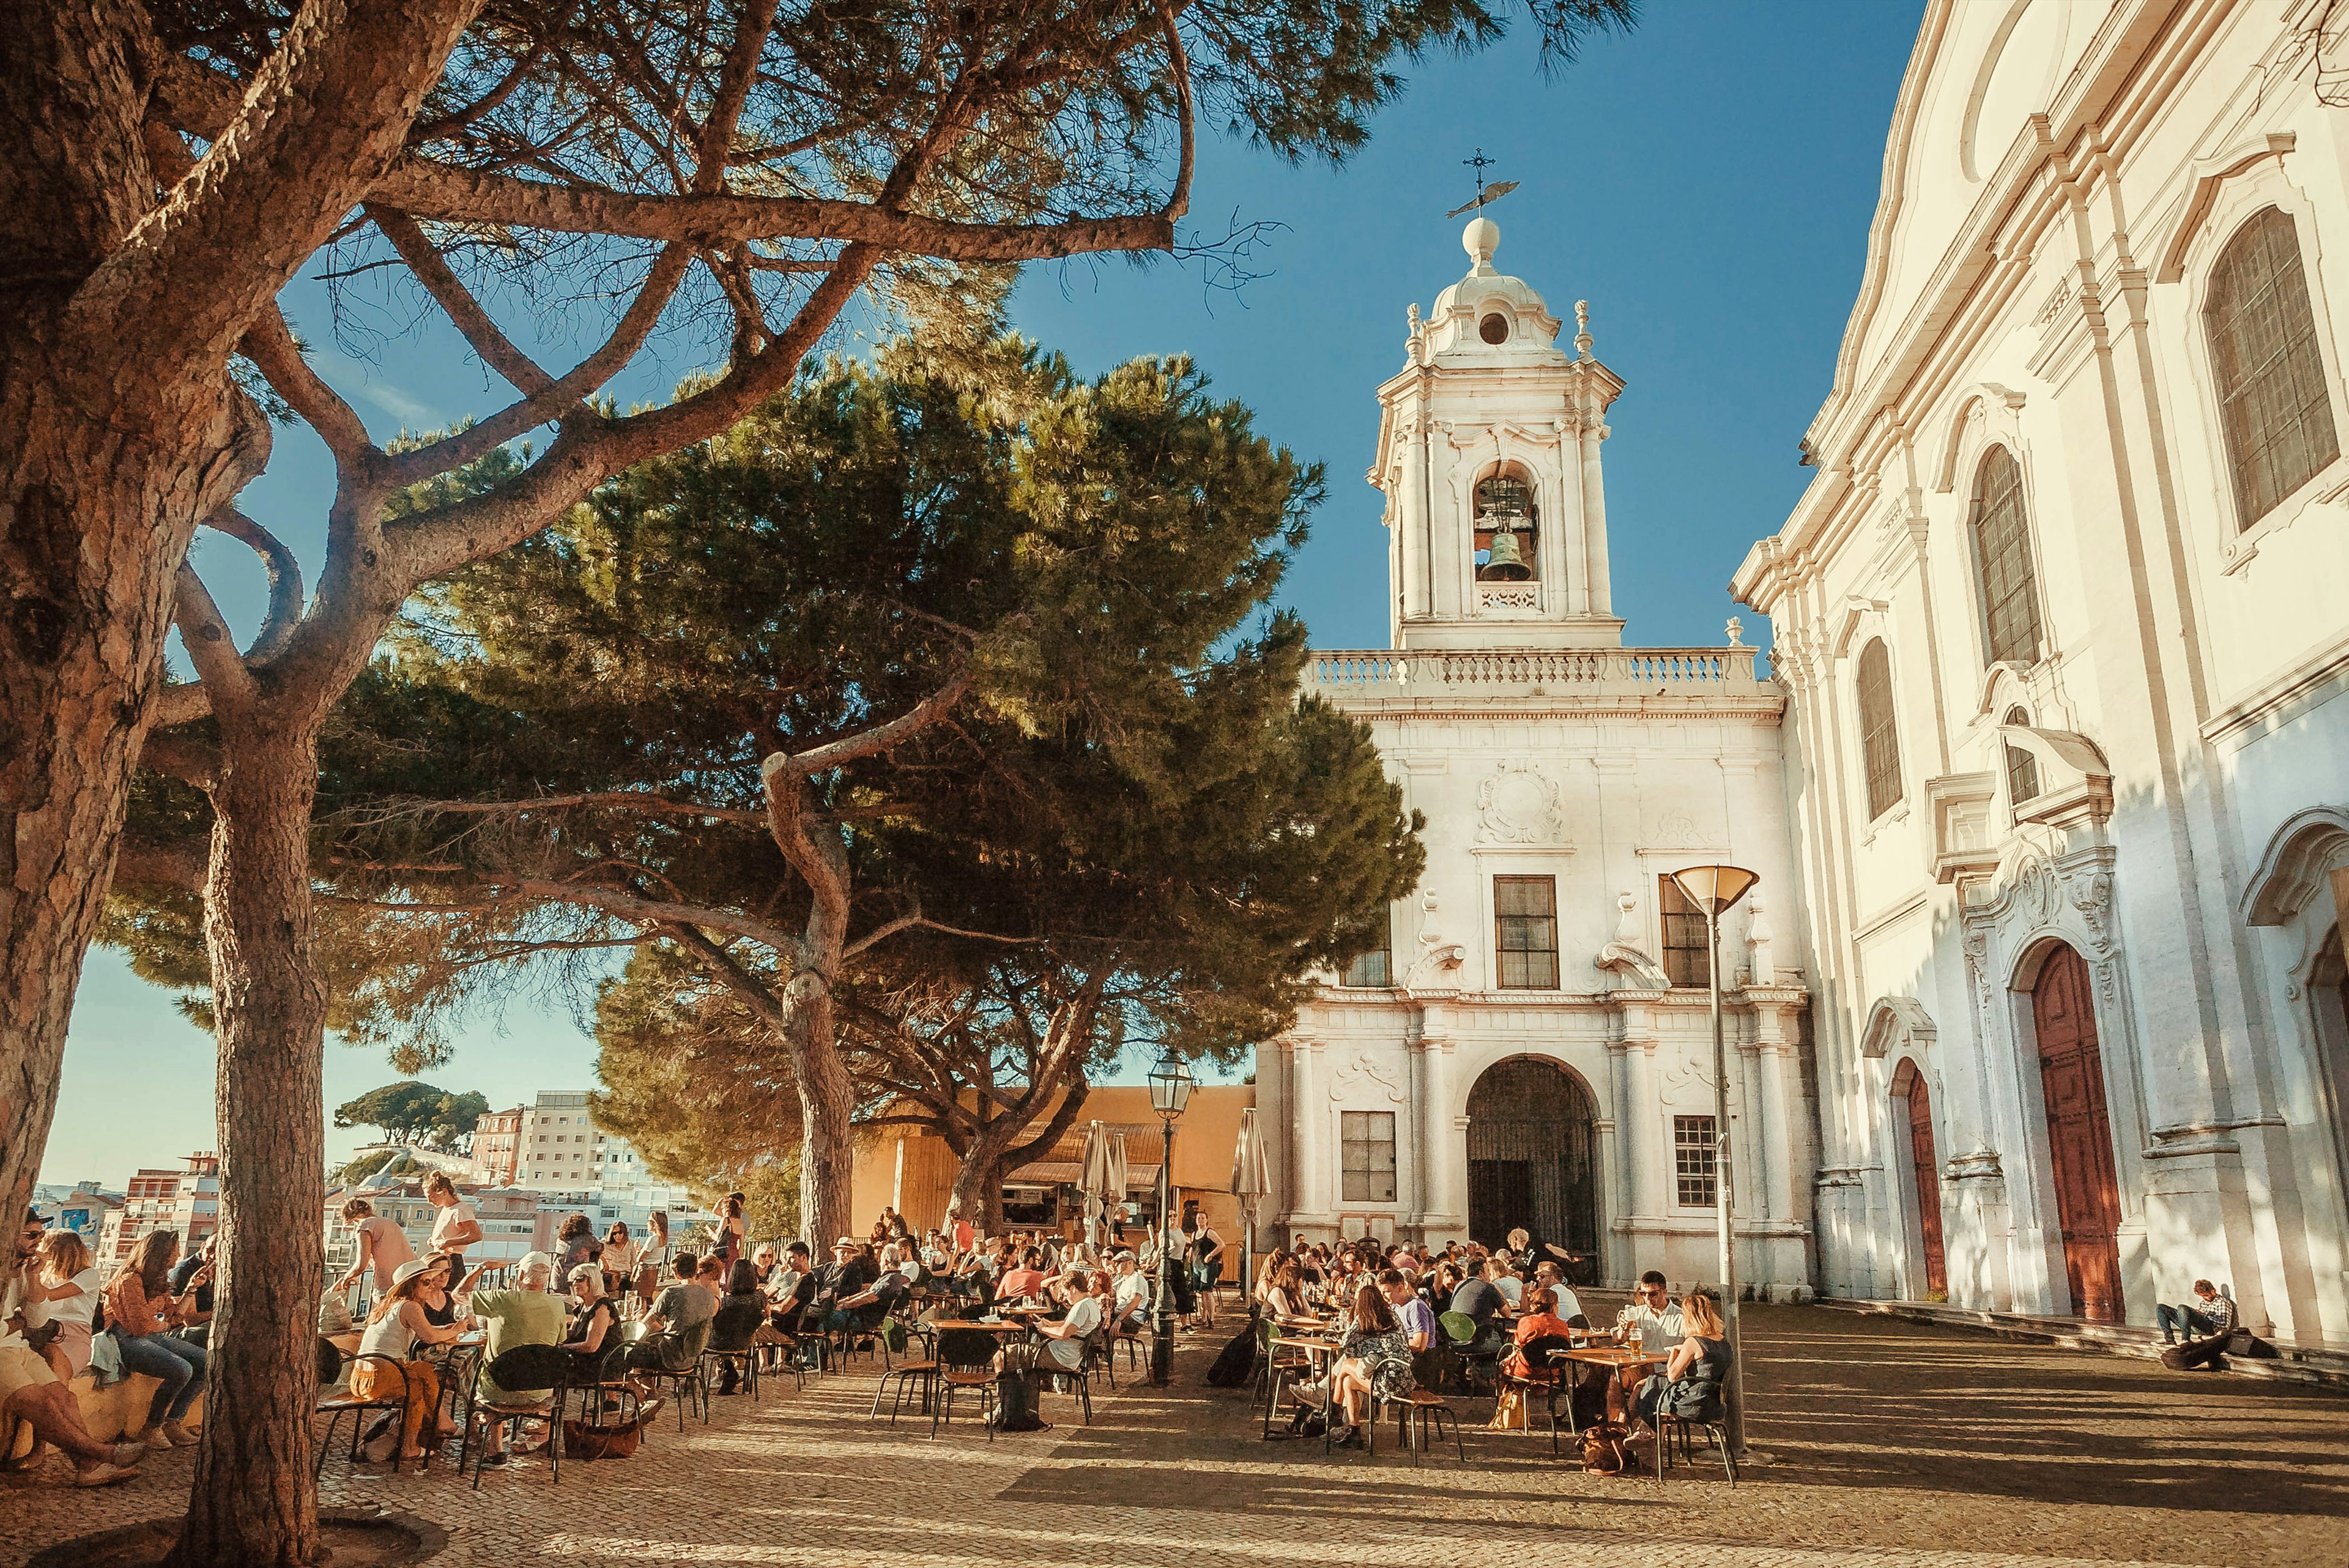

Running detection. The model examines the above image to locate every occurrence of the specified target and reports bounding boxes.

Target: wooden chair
[870,1341,940,1425]
[1382,1388,1466,1463]
[929,1328,1001,1442]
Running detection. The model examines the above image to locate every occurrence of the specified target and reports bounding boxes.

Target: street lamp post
[1147,1050,1195,1387]
[1670,863,1759,1463]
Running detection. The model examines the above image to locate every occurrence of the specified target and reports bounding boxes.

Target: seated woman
[352,1258,466,1468]
[710,1260,765,1394]
[1624,1290,1731,1467]
[1259,1258,1307,1322]
[103,1229,209,1449]
[26,1230,102,1382]
[564,1263,622,1359]
[1298,1282,1412,1449]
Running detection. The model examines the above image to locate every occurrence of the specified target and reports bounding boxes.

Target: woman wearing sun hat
[352,1256,466,1468]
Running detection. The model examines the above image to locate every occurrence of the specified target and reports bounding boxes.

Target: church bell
[1481,521,1532,581]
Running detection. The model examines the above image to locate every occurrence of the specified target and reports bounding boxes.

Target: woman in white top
[26,1230,103,1379]
[601,1221,640,1310]
[351,1257,464,1468]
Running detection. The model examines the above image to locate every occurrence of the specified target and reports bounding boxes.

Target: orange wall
[850,1084,1259,1243]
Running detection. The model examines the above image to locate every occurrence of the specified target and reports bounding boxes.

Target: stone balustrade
[1303,645,1765,699]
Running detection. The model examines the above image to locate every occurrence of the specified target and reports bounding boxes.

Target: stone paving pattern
[2,1305,2343,1568]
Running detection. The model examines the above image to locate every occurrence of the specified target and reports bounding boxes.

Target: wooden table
[1261,1334,1343,1436]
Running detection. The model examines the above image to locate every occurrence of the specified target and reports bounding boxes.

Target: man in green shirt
[465,1251,565,1466]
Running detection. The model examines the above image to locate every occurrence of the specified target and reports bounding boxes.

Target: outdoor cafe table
[1261,1334,1341,1435]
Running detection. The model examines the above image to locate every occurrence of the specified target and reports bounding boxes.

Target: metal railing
[1304,645,1764,697]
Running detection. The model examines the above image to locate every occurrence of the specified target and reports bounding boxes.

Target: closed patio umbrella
[1108,1131,1131,1246]
[1078,1120,1118,1250]
[1230,1107,1271,1295]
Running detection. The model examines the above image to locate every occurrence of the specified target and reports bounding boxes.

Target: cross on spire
[1445,150,1519,220]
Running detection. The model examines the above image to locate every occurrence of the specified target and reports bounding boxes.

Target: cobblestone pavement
[4,1306,2343,1568]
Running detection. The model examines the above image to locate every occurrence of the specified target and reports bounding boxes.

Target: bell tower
[1370,217,1626,650]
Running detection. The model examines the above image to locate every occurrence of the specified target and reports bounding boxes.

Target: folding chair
[631,1320,712,1430]
[929,1328,1001,1441]
[1499,1334,1575,1456]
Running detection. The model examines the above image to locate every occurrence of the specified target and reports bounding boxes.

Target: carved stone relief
[1328,1050,1408,1104]
[1475,760,1565,845]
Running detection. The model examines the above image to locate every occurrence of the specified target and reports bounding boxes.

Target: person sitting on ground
[335,1197,416,1295]
[352,1257,466,1468]
[164,1235,217,1347]
[1623,1290,1731,1470]
[466,1250,568,1466]
[2158,1277,2236,1346]
[1299,1281,1412,1449]
[2158,1278,2239,1367]
[2,1210,144,1487]
[25,1228,103,1381]
[105,1228,209,1449]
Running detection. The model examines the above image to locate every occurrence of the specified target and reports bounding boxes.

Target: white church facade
[1262,217,1820,1296]
[1266,0,2349,1339]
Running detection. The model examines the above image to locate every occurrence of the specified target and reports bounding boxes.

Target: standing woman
[712,1193,748,1274]
[103,1228,208,1448]
[633,1211,673,1319]
[601,1221,639,1317]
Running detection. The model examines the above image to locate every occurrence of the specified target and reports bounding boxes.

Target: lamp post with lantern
[1147,1050,1194,1386]
[1669,863,1759,1462]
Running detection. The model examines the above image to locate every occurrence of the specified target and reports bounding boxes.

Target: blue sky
[40,2,1923,1187]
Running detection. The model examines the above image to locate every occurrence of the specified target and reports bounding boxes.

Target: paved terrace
[4,1305,2343,1568]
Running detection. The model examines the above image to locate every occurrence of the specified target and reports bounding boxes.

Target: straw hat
[388,1257,433,1289]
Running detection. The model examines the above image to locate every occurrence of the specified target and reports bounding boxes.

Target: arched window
[2206,206,2340,528]
[1473,472,1538,581]
[2003,705,2039,805]
[1857,639,1902,819]
[1970,448,2042,666]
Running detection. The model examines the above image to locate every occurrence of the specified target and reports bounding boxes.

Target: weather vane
[1447,148,1519,220]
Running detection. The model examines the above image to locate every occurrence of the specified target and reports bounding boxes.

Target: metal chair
[1438,1310,1503,1401]
[1656,1391,1737,1486]
[703,1300,764,1402]
[312,1340,409,1477]
[629,1320,712,1430]
[458,1343,581,1488]
[1499,1333,1576,1455]
[1382,1388,1466,1463]
[929,1328,1001,1441]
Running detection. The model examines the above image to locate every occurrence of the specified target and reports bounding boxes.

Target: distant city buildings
[94,1153,220,1265]
[30,1181,123,1246]
[476,1089,703,1238]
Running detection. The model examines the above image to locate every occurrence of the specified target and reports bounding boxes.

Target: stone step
[1816,1296,2349,1391]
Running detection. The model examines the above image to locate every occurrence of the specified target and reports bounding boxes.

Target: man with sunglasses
[2,1209,145,1486]
[1615,1271,1686,1353]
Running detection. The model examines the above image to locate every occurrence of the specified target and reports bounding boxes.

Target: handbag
[317,1290,353,1337]
[1486,1384,1529,1430]
[561,1410,647,1460]
[1581,1420,1629,1474]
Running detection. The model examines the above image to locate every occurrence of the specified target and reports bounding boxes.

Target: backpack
[1203,1325,1258,1388]
[990,1363,1051,1433]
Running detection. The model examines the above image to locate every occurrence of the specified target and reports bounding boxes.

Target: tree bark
[172,718,327,1568]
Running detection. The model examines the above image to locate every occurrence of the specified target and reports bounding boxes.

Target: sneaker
[160,1421,199,1447]
[107,1443,146,1470]
[142,1427,176,1450]
[478,1451,511,1469]
[1326,1421,1357,1447]
[75,1463,138,1487]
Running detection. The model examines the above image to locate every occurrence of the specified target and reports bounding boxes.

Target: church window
[2003,706,2039,805]
[1674,1116,1717,1207]
[1969,448,2042,666]
[1479,312,1510,344]
[1660,876,1710,988]
[2206,206,2340,528]
[1341,1112,1397,1202]
[1494,875,1559,989]
[1474,472,1537,581]
[1341,912,1392,987]
[1857,639,1902,819]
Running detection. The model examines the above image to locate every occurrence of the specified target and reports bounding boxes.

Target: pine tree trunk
[946,1120,1023,1230]
[173,721,327,1568]
[785,971,855,1249]
[0,3,249,1296]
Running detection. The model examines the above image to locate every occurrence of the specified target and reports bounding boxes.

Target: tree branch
[239,302,375,470]
[199,508,307,665]
[171,560,258,716]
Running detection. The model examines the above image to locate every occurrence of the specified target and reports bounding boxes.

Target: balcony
[1304,645,1768,705]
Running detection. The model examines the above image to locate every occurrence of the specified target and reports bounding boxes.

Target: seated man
[1379,1268,1436,1354]
[465,1250,569,1466]
[1532,1260,1584,1325]
[3,1209,143,1486]
[826,1244,913,1332]
[2158,1279,2238,1365]
[1110,1254,1152,1332]
[995,1246,1048,1306]
[628,1253,716,1373]
[1449,1258,1512,1362]
[763,1241,816,1331]
[1016,1270,1107,1386]
[806,1238,877,1329]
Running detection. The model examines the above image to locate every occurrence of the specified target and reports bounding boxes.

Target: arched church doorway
[1465,1057,1597,1283]
[2031,943,2124,1321]
[1890,1059,1946,1298]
